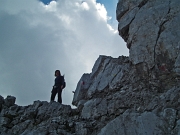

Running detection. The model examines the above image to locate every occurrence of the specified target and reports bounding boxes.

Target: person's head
[55,70,61,77]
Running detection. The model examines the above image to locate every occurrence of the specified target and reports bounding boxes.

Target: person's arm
[60,76,65,89]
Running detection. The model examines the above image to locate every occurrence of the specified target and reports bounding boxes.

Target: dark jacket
[54,76,64,89]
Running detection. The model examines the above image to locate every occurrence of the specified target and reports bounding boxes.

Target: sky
[0,0,128,107]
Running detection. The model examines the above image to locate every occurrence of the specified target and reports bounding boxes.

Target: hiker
[50,70,65,104]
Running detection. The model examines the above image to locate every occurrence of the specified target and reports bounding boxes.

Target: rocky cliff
[1,0,180,135]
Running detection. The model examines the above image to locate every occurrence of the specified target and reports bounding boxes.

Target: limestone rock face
[0,55,180,135]
[98,109,178,135]
[72,55,180,135]
[117,0,180,74]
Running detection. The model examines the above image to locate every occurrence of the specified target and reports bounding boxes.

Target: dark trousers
[50,88,62,103]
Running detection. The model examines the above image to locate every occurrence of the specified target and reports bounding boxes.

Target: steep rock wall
[117,0,180,74]
[72,55,180,135]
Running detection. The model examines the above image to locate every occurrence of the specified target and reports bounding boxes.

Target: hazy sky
[0,0,128,107]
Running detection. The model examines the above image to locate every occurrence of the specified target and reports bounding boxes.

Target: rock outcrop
[0,55,179,135]
[0,0,180,134]
[72,55,180,135]
[117,0,180,77]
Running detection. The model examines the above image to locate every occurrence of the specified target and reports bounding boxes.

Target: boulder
[4,95,16,107]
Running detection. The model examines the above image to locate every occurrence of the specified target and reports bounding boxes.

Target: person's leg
[57,88,62,104]
[50,88,57,101]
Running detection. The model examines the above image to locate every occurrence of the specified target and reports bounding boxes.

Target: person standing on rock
[50,70,65,104]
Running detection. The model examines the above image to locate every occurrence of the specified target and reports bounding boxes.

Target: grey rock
[4,95,16,107]
[87,56,129,99]
[90,55,111,79]
[117,0,180,74]
[171,120,180,135]
[98,110,179,135]
[81,98,107,119]
[21,126,49,135]
[72,73,90,106]
[0,117,11,127]
[0,95,4,111]
[0,95,4,105]
[75,122,88,135]
[162,108,177,132]
[87,56,112,97]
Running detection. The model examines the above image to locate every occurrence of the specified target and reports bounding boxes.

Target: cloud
[0,0,128,106]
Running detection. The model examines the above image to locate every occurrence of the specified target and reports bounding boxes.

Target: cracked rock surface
[73,55,180,135]
[0,55,180,135]
[117,0,180,74]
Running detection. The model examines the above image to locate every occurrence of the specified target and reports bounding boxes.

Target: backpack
[62,75,66,89]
